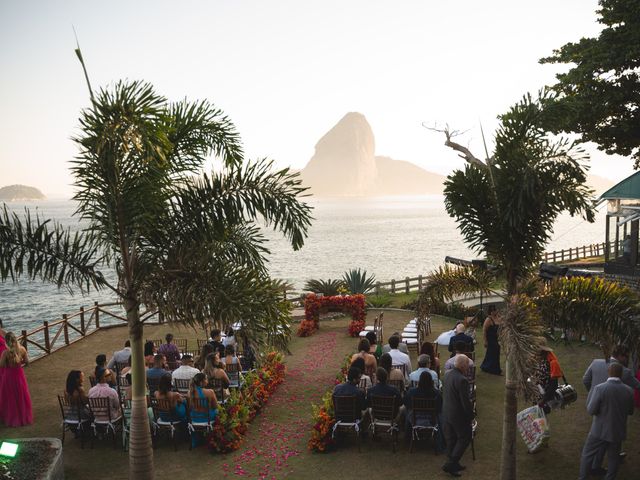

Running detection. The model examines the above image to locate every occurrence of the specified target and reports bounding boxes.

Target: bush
[342,268,376,294]
[304,279,345,296]
[367,294,392,308]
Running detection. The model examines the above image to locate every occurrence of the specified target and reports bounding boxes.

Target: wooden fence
[542,241,620,264]
[15,302,161,362]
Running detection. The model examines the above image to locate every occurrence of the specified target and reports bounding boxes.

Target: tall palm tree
[0,80,312,479]
[431,91,596,480]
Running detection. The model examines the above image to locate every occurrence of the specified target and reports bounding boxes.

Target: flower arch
[297,293,366,337]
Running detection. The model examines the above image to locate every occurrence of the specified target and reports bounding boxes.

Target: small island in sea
[0,184,46,201]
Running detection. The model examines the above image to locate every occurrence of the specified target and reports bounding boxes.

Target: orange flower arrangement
[297,293,367,337]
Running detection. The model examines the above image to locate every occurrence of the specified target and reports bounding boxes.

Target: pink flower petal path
[221,330,340,479]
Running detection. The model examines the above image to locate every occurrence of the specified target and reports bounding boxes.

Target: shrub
[342,268,376,294]
[367,294,392,308]
[304,279,345,296]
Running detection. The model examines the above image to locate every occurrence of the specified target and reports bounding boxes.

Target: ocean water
[0,197,606,336]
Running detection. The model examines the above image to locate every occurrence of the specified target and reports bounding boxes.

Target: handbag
[552,375,577,409]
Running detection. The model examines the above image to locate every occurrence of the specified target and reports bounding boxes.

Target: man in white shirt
[107,340,131,370]
[387,335,412,382]
[171,354,200,384]
[436,321,463,346]
[410,354,440,389]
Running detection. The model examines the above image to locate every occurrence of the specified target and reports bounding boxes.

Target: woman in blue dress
[189,373,218,447]
[480,305,502,375]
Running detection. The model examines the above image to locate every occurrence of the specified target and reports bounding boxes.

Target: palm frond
[304,279,344,296]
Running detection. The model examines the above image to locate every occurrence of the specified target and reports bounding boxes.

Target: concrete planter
[5,438,63,480]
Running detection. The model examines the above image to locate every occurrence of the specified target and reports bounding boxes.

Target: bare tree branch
[423,122,487,168]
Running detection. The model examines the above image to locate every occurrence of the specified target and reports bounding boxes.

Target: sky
[0,0,634,198]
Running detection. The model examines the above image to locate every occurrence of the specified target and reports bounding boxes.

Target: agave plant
[304,278,345,296]
[342,268,376,295]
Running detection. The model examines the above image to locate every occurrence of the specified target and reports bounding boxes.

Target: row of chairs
[58,394,217,451]
[401,317,431,356]
[359,312,385,343]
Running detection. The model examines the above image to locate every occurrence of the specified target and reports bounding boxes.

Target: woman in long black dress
[480,305,502,375]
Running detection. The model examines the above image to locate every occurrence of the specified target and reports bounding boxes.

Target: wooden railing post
[43,321,51,353]
[375,282,381,295]
[63,314,69,346]
[391,279,396,294]
[94,301,100,329]
[21,329,27,348]
[405,277,410,294]
[418,275,423,290]
[80,307,85,335]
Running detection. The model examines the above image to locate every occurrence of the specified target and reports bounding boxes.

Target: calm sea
[1,197,606,335]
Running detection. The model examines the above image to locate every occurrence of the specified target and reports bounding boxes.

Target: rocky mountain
[0,184,46,201]
[302,112,444,196]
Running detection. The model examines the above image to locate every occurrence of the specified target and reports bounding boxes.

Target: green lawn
[1,309,638,479]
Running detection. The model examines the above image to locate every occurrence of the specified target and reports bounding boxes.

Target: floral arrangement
[297,293,367,337]
[207,351,286,453]
[308,354,351,453]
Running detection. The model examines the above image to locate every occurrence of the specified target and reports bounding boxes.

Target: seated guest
[448,323,474,356]
[350,338,377,378]
[404,371,443,443]
[194,343,215,370]
[208,329,226,357]
[382,332,409,354]
[88,368,120,421]
[107,340,131,370]
[154,373,186,421]
[365,331,382,359]
[419,342,441,372]
[379,352,405,390]
[146,354,167,382]
[334,366,367,413]
[444,342,475,372]
[64,370,90,419]
[367,367,402,405]
[410,354,440,389]
[351,357,372,390]
[158,333,181,366]
[94,354,116,386]
[144,341,157,368]
[222,327,236,348]
[202,352,231,399]
[171,354,200,384]
[221,344,239,366]
[119,357,132,379]
[189,373,219,447]
[386,335,412,382]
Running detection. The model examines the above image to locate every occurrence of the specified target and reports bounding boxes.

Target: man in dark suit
[583,345,640,403]
[578,362,634,480]
[442,354,474,477]
[448,324,474,357]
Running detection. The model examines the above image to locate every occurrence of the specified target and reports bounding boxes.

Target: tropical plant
[342,268,376,294]
[540,0,640,168]
[429,92,596,480]
[0,80,311,480]
[304,278,345,296]
[366,293,392,308]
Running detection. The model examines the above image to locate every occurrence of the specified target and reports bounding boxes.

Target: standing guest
[195,343,215,370]
[531,344,563,411]
[0,327,6,384]
[386,335,412,382]
[334,366,367,413]
[158,333,181,367]
[208,329,226,357]
[221,344,239,366]
[94,354,116,386]
[420,342,441,372]
[350,338,378,379]
[222,327,236,348]
[410,354,440,389]
[583,345,640,403]
[365,331,382,359]
[480,306,502,375]
[144,341,157,368]
[171,354,200,385]
[107,340,132,370]
[351,357,372,389]
[382,332,410,354]
[0,332,33,427]
[448,324,474,356]
[445,342,475,372]
[146,354,167,382]
[154,373,186,421]
[442,354,474,477]
[88,367,120,421]
[578,363,634,480]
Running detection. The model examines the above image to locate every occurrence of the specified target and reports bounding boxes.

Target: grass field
[1,309,638,479]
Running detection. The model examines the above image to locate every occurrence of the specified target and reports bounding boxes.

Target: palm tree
[430,91,595,480]
[0,80,312,479]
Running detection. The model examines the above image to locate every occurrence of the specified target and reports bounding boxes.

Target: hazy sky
[0,0,634,197]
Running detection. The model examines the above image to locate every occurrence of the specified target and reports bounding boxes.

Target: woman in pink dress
[0,332,33,427]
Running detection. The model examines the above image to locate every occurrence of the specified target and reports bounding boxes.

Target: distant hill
[0,184,46,201]
[301,112,444,196]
